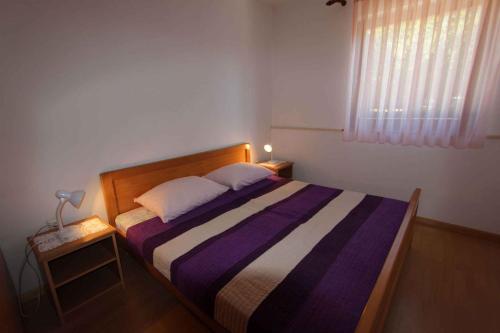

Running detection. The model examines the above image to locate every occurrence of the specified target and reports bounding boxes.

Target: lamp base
[57,225,82,242]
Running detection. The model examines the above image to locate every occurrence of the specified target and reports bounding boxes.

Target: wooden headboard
[100,143,251,226]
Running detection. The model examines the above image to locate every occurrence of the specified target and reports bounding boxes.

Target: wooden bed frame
[100,143,420,333]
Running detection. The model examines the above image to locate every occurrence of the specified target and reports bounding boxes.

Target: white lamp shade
[264,144,273,153]
[55,190,85,208]
[69,190,85,208]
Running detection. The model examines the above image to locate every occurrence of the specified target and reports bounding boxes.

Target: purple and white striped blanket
[125,176,408,333]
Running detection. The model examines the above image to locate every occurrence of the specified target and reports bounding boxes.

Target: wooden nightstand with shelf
[258,161,294,178]
[28,216,124,324]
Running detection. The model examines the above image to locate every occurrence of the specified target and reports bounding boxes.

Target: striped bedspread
[126,176,408,333]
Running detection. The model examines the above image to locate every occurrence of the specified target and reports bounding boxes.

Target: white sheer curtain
[344,0,500,148]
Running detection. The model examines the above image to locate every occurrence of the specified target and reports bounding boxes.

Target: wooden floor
[23,223,500,333]
[384,223,500,333]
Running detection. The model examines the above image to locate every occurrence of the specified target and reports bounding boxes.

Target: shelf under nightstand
[58,263,122,315]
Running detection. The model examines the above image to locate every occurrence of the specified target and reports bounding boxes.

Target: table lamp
[55,190,85,237]
[264,144,282,165]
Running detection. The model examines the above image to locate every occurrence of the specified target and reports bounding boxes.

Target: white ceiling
[259,0,289,5]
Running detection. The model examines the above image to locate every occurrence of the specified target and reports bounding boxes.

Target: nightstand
[258,161,294,178]
[28,216,124,324]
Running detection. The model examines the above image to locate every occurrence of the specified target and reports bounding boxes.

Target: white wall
[0,0,273,288]
[271,0,500,234]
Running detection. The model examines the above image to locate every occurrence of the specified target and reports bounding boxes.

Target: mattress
[119,176,408,333]
[115,207,157,235]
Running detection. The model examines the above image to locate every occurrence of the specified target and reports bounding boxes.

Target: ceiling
[259,0,289,5]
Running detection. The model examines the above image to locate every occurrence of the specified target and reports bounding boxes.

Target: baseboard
[416,217,500,244]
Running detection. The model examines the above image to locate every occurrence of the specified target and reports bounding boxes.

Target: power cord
[17,224,55,317]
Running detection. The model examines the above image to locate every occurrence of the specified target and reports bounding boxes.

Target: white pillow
[205,162,274,191]
[134,176,229,223]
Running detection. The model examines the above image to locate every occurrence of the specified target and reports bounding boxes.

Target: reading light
[55,190,85,235]
[264,144,273,162]
[263,144,283,165]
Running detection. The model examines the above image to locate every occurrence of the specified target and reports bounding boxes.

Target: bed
[100,143,420,333]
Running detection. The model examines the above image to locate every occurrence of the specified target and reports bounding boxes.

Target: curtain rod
[271,126,344,132]
[271,126,500,140]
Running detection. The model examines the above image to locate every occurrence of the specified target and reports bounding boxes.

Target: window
[344,0,500,148]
